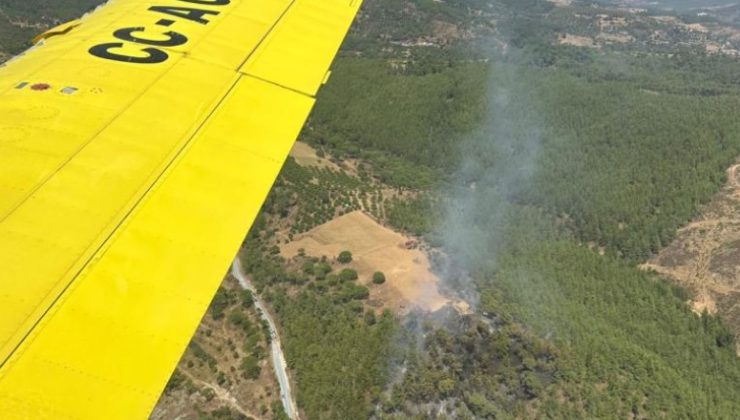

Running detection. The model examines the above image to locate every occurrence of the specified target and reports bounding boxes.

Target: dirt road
[231,260,299,419]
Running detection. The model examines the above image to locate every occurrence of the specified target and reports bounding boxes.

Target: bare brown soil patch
[653,16,709,34]
[715,26,740,42]
[596,32,634,44]
[597,15,628,30]
[430,20,472,44]
[557,34,597,48]
[642,162,740,355]
[289,141,339,170]
[281,211,459,313]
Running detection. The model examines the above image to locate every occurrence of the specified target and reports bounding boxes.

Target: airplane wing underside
[0,0,362,417]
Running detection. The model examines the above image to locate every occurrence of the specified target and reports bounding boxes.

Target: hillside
[262,0,740,417]
[643,161,740,355]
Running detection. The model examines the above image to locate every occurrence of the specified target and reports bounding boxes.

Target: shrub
[372,271,386,285]
[339,268,359,282]
[338,250,353,264]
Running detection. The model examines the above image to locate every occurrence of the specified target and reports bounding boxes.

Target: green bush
[372,272,386,285]
[339,268,358,282]
[337,250,353,264]
[315,262,332,279]
[240,355,261,380]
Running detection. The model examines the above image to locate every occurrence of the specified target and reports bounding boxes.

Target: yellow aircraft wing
[0,0,362,418]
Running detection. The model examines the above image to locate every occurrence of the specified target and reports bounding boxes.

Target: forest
[292,0,740,417]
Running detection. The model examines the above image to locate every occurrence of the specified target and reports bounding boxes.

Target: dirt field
[289,141,339,170]
[281,211,459,314]
[642,163,740,355]
[557,34,597,48]
[596,32,634,44]
[653,16,708,34]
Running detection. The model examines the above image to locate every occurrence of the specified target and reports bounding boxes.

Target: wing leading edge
[0,0,362,418]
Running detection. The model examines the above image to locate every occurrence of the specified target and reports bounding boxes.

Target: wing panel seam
[0,0,303,370]
[0,67,244,373]
[235,0,298,70]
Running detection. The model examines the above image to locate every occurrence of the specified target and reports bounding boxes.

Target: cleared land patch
[281,211,454,313]
[643,162,740,355]
[289,141,339,170]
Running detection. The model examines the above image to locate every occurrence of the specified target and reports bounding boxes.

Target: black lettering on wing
[113,27,188,47]
[89,43,169,64]
[149,6,220,25]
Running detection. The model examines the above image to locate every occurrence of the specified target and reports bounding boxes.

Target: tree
[350,284,370,300]
[315,262,332,280]
[241,355,261,379]
[364,310,377,325]
[228,310,247,327]
[240,290,254,308]
[302,261,315,275]
[339,268,359,282]
[338,250,353,264]
[372,271,386,285]
[209,289,232,320]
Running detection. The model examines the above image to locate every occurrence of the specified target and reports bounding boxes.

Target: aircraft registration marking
[89,0,233,64]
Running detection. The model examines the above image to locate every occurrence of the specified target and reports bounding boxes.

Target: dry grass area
[597,15,628,30]
[550,9,740,55]
[429,20,473,44]
[642,163,740,355]
[289,141,339,170]
[653,16,709,34]
[281,211,464,314]
[596,32,634,44]
[557,34,597,48]
[715,26,740,42]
